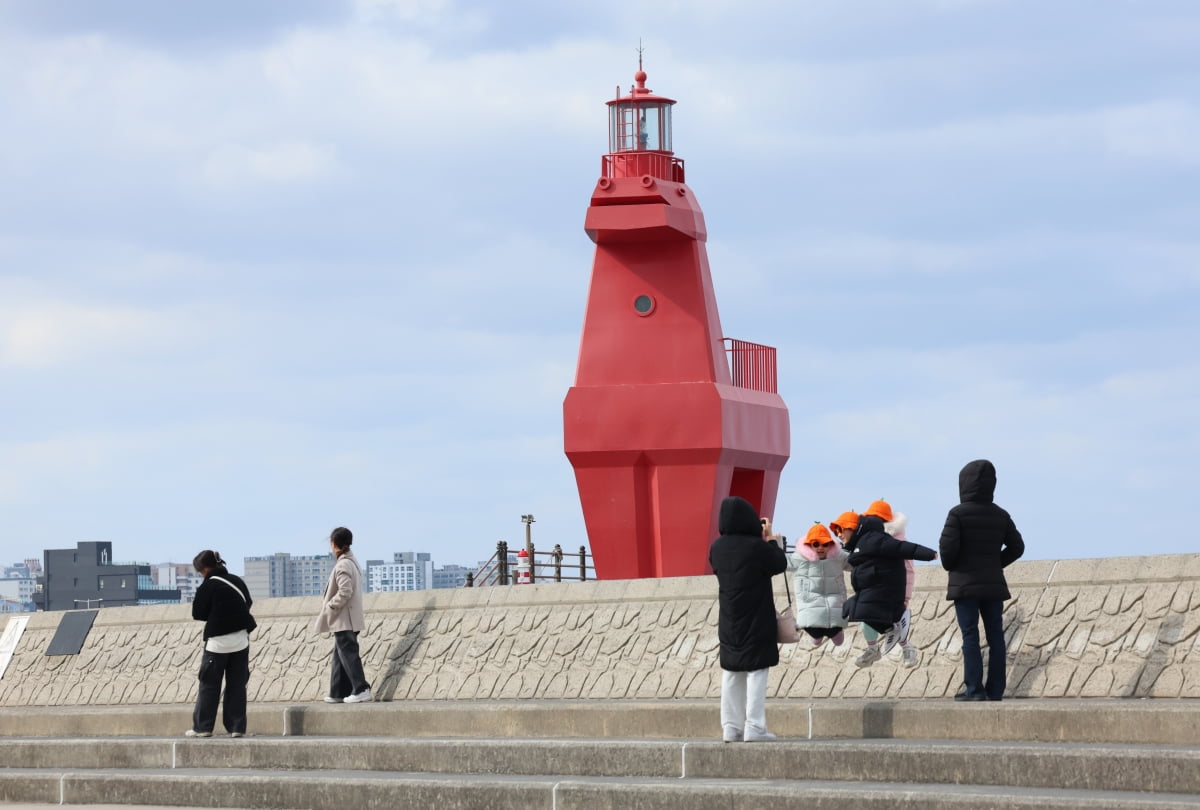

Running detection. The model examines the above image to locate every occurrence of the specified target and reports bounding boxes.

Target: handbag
[776,573,800,644]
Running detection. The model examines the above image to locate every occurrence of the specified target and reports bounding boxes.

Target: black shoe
[987,696,1003,702]
[954,691,986,702]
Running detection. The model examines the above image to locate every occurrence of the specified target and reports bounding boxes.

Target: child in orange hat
[835,501,937,669]
[856,500,921,668]
[785,522,851,647]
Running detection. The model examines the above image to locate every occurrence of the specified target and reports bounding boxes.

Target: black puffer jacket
[192,569,256,641]
[843,515,937,627]
[939,459,1025,601]
[709,496,788,672]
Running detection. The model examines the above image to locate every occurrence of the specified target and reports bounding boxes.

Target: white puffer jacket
[786,544,851,629]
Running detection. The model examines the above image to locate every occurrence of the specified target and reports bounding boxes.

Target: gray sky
[2,0,1197,573]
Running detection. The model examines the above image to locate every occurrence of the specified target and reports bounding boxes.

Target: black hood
[959,459,997,504]
[718,496,762,537]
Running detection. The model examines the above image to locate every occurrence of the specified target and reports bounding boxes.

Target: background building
[366,552,433,593]
[1,562,37,613]
[151,563,205,604]
[243,553,335,599]
[432,564,471,590]
[31,542,182,611]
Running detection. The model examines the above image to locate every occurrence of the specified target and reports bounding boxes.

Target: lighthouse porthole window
[633,295,655,316]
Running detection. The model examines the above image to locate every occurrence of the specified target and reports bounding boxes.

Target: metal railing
[723,338,777,394]
[600,152,685,183]
[467,541,595,587]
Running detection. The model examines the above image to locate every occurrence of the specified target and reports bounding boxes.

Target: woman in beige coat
[314,527,372,703]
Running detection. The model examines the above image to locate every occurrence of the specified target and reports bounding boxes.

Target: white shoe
[743,728,777,742]
[722,725,743,743]
[855,644,882,668]
[896,609,912,645]
[323,696,343,704]
[184,729,211,738]
[344,689,373,704]
[901,644,919,669]
[880,624,900,654]
[230,732,244,738]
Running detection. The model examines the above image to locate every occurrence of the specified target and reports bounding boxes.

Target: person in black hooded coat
[939,459,1025,701]
[708,496,787,742]
[841,514,937,634]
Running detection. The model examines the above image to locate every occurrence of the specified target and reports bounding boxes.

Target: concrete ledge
[2,736,1199,795]
[3,699,1200,746]
[3,553,1199,707]
[1,769,1197,810]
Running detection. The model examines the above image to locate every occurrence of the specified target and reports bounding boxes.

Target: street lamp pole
[521,514,535,558]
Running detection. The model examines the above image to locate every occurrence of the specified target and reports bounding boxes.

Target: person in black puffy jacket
[840,514,937,644]
[709,496,787,743]
[939,459,1025,701]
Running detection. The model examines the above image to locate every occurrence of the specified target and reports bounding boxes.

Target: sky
[1,0,1197,575]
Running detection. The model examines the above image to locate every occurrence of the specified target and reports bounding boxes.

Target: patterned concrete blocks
[1,553,1197,707]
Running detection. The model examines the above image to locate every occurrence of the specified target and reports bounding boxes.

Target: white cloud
[199,140,341,188]
[0,299,179,369]
[1103,100,1200,166]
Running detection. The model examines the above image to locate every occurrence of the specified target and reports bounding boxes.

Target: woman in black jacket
[939,459,1025,701]
[709,496,787,743]
[187,549,256,737]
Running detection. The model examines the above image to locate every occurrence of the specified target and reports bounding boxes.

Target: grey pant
[330,630,371,698]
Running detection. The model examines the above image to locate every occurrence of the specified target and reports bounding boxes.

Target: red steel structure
[563,64,791,579]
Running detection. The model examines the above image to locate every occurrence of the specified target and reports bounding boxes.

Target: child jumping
[834,505,937,668]
[786,523,851,647]
[854,500,922,668]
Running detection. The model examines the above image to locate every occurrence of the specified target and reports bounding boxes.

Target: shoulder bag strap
[209,575,247,603]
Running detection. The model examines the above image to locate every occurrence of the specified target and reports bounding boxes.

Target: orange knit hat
[864,499,893,522]
[804,523,833,546]
[829,511,859,533]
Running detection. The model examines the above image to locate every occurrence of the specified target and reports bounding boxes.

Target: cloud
[0,299,179,369]
[1103,100,1200,166]
[199,141,342,188]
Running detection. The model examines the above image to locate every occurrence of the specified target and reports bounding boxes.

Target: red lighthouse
[563,63,790,579]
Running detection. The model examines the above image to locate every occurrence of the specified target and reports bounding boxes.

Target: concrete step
[1,736,1199,796]
[1,767,1198,810]
[4,699,1200,746]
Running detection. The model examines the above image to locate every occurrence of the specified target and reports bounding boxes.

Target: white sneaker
[344,689,373,704]
[230,732,244,738]
[855,644,882,668]
[896,608,912,645]
[323,696,343,704]
[184,729,211,738]
[722,725,743,743]
[901,644,919,669]
[880,624,900,654]
[743,728,777,742]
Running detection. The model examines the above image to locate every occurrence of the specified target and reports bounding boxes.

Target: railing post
[529,542,537,584]
[579,546,588,582]
[497,540,509,586]
[552,544,563,582]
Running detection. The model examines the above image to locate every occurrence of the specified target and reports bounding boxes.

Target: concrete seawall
[1,553,1197,706]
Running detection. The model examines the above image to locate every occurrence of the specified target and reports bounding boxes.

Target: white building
[366,552,433,593]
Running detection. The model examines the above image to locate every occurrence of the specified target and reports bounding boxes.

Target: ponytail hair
[192,549,228,574]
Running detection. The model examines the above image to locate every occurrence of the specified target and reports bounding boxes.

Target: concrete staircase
[2,699,1199,809]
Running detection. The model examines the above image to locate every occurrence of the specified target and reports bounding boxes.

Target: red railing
[724,338,777,394]
[601,152,685,183]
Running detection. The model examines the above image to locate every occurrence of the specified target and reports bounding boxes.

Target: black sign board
[46,610,99,656]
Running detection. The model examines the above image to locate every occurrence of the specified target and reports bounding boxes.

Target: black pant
[803,626,841,640]
[330,630,371,698]
[955,599,1007,700]
[193,646,249,734]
